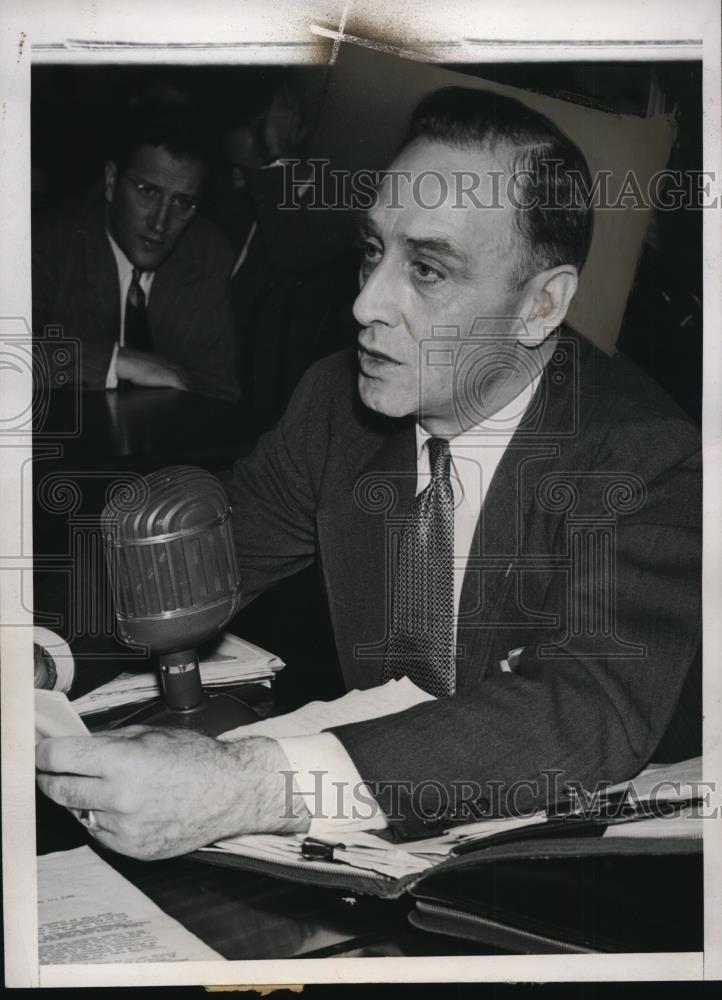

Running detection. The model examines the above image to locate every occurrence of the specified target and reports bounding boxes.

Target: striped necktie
[383,436,456,697]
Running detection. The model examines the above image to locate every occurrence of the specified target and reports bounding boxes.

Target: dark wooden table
[34,386,253,472]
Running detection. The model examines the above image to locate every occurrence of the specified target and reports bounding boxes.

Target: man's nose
[352,258,400,329]
[148,196,173,233]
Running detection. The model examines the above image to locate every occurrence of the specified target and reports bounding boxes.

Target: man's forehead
[366,138,516,253]
[383,137,513,199]
[129,144,205,192]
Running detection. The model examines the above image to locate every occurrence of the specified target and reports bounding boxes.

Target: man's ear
[104,161,118,204]
[518,265,579,346]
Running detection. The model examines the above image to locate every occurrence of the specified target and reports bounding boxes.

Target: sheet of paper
[603,756,703,801]
[604,805,704,840]
[218,676,435,742]
[206,812,549,880]
[35,689,90,743]
[38,846,222,964]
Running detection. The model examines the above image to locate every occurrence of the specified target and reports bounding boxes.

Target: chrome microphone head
[101,465,242,655]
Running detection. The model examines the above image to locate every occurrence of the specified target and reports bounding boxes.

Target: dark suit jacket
[33,192,240,401]
[227,333,701,833]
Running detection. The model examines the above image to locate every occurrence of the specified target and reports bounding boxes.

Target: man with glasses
[33,102,239,401]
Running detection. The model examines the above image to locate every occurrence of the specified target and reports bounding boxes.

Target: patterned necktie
[124,268,153,352]
[383,436,456,697]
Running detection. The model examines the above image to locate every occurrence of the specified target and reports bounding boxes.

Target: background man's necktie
[124,268,153,353]
[383,436,456,697]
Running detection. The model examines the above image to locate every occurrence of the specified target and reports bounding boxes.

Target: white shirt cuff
[105,342,120,389]
[276,732,387,835]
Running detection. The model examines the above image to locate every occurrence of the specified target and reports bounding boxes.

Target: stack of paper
[38,846,222,963]
[207,813,549,881]
[71,633,284,716]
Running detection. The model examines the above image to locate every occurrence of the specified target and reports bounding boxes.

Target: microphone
[101,465,257,733]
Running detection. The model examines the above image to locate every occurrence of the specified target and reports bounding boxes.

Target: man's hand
[36,726,310,860]
[116,347,192,391]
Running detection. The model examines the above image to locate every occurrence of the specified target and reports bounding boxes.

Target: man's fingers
[35,728,157,775]
[35,736,107,776]
[36,773,110,812]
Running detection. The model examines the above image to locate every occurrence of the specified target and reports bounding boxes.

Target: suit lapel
[456,333,581,688]
[148,223,199,353]
[81,210,120,341]
[327,415,417,688]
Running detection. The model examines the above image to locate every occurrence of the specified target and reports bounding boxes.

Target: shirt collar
[105,229,135,283]
[415,369,543,461]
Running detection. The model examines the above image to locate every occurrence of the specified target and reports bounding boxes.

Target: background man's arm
[32,219,117,389]
[115,346,192,390]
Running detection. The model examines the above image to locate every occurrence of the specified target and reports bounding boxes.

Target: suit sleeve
[330,420,702,837]
[225,359,329,603]
[32,215,117,390]
[171,224,240,402]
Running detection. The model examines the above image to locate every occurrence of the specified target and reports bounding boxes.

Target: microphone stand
[107,646,260,736]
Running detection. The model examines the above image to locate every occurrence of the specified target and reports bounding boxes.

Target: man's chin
[357,372,414,419]
[130,240,173,271]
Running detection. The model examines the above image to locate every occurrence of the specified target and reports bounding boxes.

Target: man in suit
[33,102,239,402]
[36,88,701,859]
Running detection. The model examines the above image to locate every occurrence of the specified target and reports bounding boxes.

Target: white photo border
[2,0,720,987]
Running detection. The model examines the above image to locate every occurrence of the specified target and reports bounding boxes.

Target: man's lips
[358,344,401,367]
[139,234,165,248]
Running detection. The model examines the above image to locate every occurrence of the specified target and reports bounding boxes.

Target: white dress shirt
[104,232,155,388]
[277,373,542,836]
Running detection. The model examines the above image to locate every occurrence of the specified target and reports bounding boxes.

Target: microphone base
[118,689,259,737]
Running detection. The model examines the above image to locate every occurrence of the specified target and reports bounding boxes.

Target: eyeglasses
[122,174,199,219]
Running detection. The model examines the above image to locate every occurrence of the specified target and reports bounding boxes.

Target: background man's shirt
[104,230,155,389]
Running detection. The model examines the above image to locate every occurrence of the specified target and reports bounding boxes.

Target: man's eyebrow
[355,214,380,239]
[354,222,472,271]
[129,173,201,198]
[405,236,470,266]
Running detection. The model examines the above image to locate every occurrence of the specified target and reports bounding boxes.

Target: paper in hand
[35,689,90,744]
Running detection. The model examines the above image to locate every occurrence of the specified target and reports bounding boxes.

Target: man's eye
[172,196,196,212]
[412,260,444,283]
[137,183,160,199]
[357,240,382,261]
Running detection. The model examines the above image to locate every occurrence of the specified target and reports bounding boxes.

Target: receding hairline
[388,134,548,286]
[396,132,556,179]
